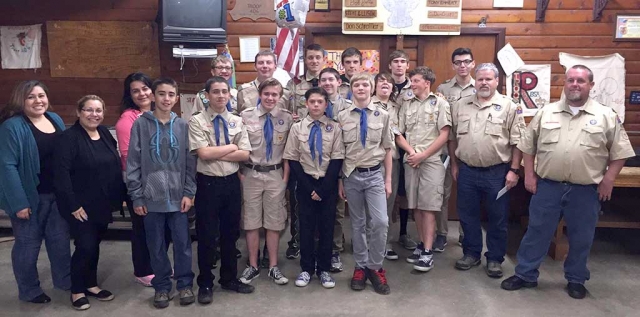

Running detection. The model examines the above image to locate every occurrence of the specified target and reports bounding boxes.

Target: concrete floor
[1,221,639,317]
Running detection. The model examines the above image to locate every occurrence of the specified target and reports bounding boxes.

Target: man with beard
[448,63,525,278]
[501,65,634,299]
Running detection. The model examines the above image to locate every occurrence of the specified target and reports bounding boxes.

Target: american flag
[274,27,300,77]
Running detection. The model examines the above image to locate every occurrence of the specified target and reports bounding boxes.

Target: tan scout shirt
[373,96,401,160]
[437,77,476,106]
[517,98,635,185]
[241,106,293,165]
[337,102,394,177]
[338,82,352,100]
[327,95,352,121]
[193,88,238,115]
[236,79,260,114]
[282,72,319,120]
[398,92,452,162]
[450,92,525,167]
[283,115,345,179]
[188,107,251,177]
[396,77,413,100]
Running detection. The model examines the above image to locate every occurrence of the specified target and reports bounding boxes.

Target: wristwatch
[509,167,520,175]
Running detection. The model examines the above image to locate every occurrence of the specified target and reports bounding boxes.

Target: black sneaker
[433,235,447,253]
[29,293,51,304]
[71,295,90,310]
[179,288,195,306]
[350,267,367,291]
[239,266,260,284]
[153,291,171,309]
[406,246,423,264]
[413,250,434,272]
[366,268,391,295]
[501,275,538,291]
[221,279,255,294]
[197,287,213,305]
[567,282,587,299]
[286,245,300,259]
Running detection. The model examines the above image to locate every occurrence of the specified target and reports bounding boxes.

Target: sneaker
[261,246,270,269]
[239,266,260,284]
[433,235,447,253]
[153,292,171,309]
[398,234,418,250]
[71,295,91,310]
[286,244,300,259]
[319,271,336,289]
[485,261,503,278]
[295,271,311,287]
[366,268,391,295]
[134,275,154,287]
[385,245,399,260]
[413,250,434,272]
[179,288,195,306]
[197,287,213,304]
[220,279,255,294]
[350,267,367,291]
[330,252,344,272]
[268,266,289,285]
[455,255,481,270]
[501,275,538,291]
[458,235,464,247]
[406,246,422,264]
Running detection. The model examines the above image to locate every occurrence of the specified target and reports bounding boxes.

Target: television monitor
[162,0,228,43]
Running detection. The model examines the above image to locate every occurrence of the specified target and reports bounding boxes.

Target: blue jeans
[10,193,71,301]
[144,211,194,292]
[515,178,600,284]
[457,163,509,263]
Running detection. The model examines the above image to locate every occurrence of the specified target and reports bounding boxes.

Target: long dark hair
[120,72,153,114]
[0,80,51,124]
[373,72,398,102]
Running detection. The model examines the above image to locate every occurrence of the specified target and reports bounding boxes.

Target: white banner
[559,52,626,122]
[1,24,42,69]
[506,64,551,117]
[180,93,197,121]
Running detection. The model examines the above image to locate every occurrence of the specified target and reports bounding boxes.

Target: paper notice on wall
[506,65,551,117]
[1,24,42,69]
[180,94,197,121]
[497,43,524,76]
[325,49,380,74]
[559,52,626,123]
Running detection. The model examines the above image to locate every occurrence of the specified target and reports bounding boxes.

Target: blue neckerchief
[353,108,368,148]
[264,113,274,162]
[309,120,323,165]
[212,114,230,146]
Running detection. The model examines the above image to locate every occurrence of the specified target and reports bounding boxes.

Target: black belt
[356,164,381,173]
[245,163,283,173]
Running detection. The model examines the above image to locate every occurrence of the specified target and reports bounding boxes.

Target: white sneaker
[385,244,399,260]
[239,266,260,284]
[295,271,311,287]
[319,271,335,289]
[268,266,289,285]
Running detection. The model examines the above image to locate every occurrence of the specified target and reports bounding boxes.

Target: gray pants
[344,169,389,270]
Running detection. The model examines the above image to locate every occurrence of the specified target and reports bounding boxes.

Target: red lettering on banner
[511,71,538,109]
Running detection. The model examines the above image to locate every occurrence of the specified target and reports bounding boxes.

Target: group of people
[0,42,634,311]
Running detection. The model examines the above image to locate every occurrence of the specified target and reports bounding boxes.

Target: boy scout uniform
[283,73,320,120]
[397,92,451,211]
[236,79,261,114]
[337,102,394,271]
[326,95,352,120]
[338,74,352,100]
[437,77,476,106]
[193,88,238,115]
[240,106,293,231]
[512,97,634,285]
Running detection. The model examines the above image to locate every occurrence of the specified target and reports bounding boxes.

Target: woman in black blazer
[53,95,125,310]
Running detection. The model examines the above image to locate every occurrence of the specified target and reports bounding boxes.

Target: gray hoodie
[126,111,196,212]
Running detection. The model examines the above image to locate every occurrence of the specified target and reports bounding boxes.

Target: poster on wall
[506,65,551,117]
[325,49,380,74]
[559,52,626,123]
[0,24,42,69]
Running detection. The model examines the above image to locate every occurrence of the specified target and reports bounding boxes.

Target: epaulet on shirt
[444,79,452,84]
[280,108,292,114]
[344,99,353,104]
[238,82,252,91]
[293,77,302,85]
[192,111,201,116]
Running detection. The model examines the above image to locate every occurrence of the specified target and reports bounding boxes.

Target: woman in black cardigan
[53,95,125,310]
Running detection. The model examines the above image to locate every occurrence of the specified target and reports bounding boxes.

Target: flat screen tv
[162,0,228,43]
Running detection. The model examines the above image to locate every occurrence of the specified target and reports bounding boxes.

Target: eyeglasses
[81,108,104,115]
[214,66,232,71]
[453,59,473,66]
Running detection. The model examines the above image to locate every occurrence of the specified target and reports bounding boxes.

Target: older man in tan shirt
[501,65,635,300]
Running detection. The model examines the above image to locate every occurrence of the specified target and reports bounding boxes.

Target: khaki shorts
[404,157,445,211]
[241,167,287,231]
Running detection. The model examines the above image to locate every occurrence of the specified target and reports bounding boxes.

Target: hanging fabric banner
[506,64,551,117]
[1,24,42,69]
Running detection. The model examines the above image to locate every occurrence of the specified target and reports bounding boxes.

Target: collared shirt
[450,92,525,167]
[338,74,352,100]
[188,107,251,177]
[282,72,318,120]
[337,101,394,177]
[326,95,352,120]
[236,79,260,114]
[437,77,476,106]
[193,88,238,115]
[396,77,413,100]
[518,98,635,185]
[283,115,345,179]
[372,95,401,159]
[398,92,451,161]
[240,106,293,165]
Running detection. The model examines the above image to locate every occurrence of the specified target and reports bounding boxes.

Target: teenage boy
[319,67,352,272]
[435,48,476,250]
[126,78,197,308]
[189,76,254,304]
[338,47,363,100]
[387,50,418,251]
[194,55,238,114]
[337,73,394,295]
[283,87,344,289]
[237,50,279,114]
[239,78,293,286]
[395,67,451,272]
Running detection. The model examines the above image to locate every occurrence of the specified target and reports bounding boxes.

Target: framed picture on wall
[614,14,640,41]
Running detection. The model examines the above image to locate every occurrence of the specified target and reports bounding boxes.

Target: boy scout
[283,87,345,289]
[236,50,278,114]
[319,67,352,272]
[338,47,362,100]
[239,79,293,286]
[188,76,254,304]
[502,65,635,299]
[448,63,525,278]
[435,48,477,251]
[193,55,238,114]
[337,73,394,295]
[395,67,451,272]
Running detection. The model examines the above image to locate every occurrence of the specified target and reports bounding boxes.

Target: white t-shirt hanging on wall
[1,24,42,69]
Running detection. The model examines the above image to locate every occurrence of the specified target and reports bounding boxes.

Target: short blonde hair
[349,73,374,88]
[211,55,232,68]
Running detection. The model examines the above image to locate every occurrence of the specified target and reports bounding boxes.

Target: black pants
[68,220,108,294]
[126,199,171,277]
[196,173,241,287]
[297,178,337,275]
[287,176,299,249]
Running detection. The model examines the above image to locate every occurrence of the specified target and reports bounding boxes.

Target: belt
[245,163,283,173]
[462,162,507,171]
[356,164,381,173]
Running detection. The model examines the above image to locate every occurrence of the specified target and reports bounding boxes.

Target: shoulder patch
[238,82,252,91]
[444,79,452,83]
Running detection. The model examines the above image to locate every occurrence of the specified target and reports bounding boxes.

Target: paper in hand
[496,186,509,200]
